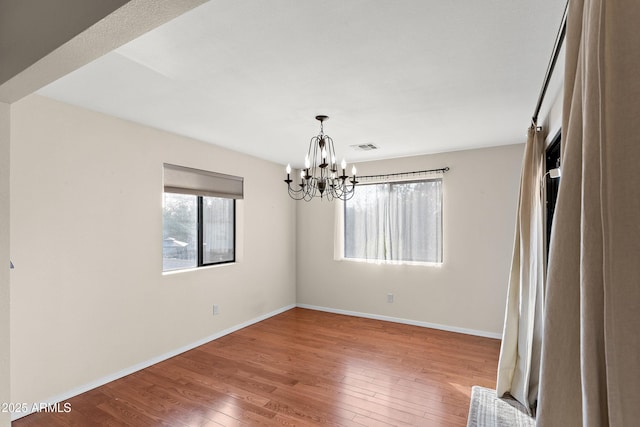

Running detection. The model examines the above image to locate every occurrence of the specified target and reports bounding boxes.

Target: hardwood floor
[13,308,500,426]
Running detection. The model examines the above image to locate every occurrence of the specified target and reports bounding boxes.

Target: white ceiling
[38,0,566,168]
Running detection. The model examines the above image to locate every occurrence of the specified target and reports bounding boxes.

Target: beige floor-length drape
[537,0,640,425]
[496,126,545,415]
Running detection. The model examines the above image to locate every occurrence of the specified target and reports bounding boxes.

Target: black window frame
[545,130,561,264]
[163,193,236,272]
[196,195,236,267]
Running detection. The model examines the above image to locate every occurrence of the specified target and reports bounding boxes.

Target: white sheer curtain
[496,126,545,415]
[344,178,442,263]
[537,0,640,425]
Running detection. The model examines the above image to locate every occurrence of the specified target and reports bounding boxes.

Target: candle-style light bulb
[300,170,305,179]
[321,147,327,160]
[352,165,357,175]
[286,164,291,174]
[341,159,347,170]
[304,154,310,169]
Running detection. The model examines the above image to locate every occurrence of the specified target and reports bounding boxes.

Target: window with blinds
[162,164,243,272]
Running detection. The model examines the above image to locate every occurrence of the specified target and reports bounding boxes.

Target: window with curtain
[162,164,242,272]
[344,178,443,264]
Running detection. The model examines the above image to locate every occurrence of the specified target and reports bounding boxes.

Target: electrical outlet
[213,304,220,315]
[387,293,394,303]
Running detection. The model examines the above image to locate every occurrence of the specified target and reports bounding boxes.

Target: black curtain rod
[358,167,449,181]
[532,1,568,124]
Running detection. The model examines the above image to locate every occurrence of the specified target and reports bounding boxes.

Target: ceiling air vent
[350,143,379,151]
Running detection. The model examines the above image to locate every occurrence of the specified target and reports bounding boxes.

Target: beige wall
[0,102,10,426]
[296,144,524,336]
[10,95,296,406]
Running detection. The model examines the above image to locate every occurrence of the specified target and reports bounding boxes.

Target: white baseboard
[11,303,296,421]
[296,303,502,340]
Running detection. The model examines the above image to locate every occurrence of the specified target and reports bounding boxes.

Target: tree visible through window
[344,179,442,263]
[163,194,197,270]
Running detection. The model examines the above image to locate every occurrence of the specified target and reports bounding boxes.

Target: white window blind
[163,163,243,199]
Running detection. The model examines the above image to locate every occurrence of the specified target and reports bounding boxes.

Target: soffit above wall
[0,0,207,103]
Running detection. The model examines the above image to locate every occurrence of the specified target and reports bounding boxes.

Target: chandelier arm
[303,182,315,201]
[325,136,337,172]
[287,186,307,200]
[311,136,320,179]
[287,179,312,199]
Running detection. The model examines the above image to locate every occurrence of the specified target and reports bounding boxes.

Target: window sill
[338,257,443,268]
[162,262,236,276]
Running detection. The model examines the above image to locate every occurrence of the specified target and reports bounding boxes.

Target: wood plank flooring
[12,308,500,426]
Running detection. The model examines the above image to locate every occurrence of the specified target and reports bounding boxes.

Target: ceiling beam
[0,0,208,103]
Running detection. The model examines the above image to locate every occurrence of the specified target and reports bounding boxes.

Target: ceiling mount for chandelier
[285,115,357,201]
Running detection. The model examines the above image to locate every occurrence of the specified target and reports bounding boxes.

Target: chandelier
[285,115,357,201]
